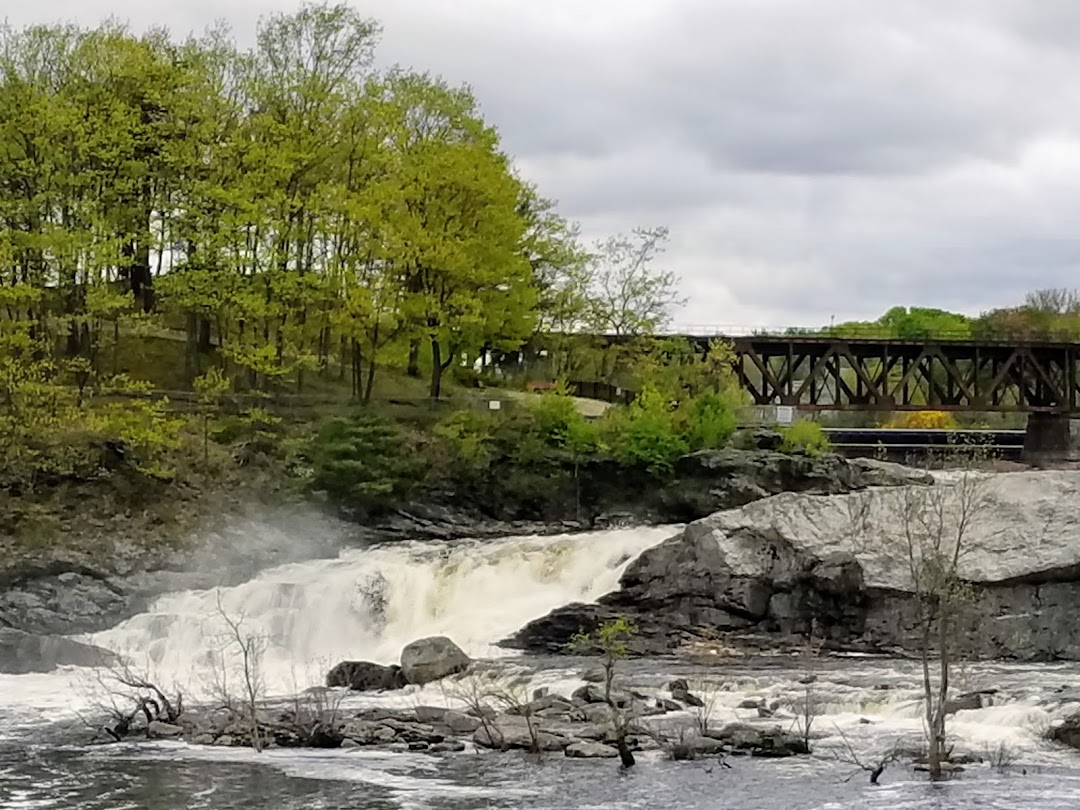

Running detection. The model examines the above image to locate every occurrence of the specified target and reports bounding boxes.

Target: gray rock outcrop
[400,636,470,685]
[325,661,406,691]
[565,740,619,758]
[0,628,115,674]
[504,470,1080,661]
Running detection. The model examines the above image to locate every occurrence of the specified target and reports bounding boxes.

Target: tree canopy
[0,4,672,405]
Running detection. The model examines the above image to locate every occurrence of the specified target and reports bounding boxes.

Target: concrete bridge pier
[1023,414,1080,465]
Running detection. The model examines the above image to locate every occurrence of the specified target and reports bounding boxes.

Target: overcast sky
[10,1,1080,330]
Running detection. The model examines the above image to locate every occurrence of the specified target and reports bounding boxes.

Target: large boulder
[708,722,809,757]
[0,628,115,674]
[506,470,1080,661]
[325,661,406,691]
[1052,713,1080,750]
[400,636,470,685]
[472,718,568,752]
[565,741,619,759]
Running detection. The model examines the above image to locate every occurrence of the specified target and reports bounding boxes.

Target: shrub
[432,409,498,469]
[603,387,688,474]
[883,410,958,430]
[309,413,424,511]
[780,419,830,456]
[680,391,739,451]
[526,385,587,448]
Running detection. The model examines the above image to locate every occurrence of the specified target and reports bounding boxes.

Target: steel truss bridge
[722,336,1080,414]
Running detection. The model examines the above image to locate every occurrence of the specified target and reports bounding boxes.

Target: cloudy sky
[11,1,1080,330]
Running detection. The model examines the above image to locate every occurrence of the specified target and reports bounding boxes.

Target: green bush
[432,409,498,469]
[680,391,739,451]
[603,387,688,475]
[309,413,424,511]
[527,386,587,447]
[780,419,830,456]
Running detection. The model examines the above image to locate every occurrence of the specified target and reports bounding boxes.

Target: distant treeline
[781,291,1080,342]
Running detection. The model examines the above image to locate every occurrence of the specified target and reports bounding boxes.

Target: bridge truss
[728,337,1080,413]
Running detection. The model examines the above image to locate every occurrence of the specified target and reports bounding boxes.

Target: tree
[0,7,586,463]
[572,616,638,768]
[586,226,684,337]
[852,472,988,779]
[380,71,536,398]
[193,367,230,464]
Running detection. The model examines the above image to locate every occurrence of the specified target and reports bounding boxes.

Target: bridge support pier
[1023,414,1080,466]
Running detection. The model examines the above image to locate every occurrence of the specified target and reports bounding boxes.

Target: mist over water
[86,526,678,694]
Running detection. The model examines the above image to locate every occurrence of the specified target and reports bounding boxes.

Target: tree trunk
[185,312,197,384]
[364,354,378,404]
[921,621,942,780]
[932,615,951,780]
[197,317,212,353]
[407,338,421,378]
[351,339,361,400]
[430,338,443,399]
[122,237,155,313]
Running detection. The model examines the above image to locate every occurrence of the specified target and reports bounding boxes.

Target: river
[2,522,1080,809]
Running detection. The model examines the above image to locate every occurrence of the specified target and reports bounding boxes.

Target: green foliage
[780,420,831,456]
[212,407,283,445]
[84,397,184,479]
[826,307,972,340]
[602,387,688,475]
[432,410,498,469]
[309,413,424,512]
[571,616,638,658]
[680,391,739,450]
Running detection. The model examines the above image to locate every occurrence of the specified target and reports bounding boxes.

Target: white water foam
[85,526,677,694]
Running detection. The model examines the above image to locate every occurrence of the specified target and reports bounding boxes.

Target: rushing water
[3,522,1080,809]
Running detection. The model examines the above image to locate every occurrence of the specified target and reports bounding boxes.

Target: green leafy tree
[571,616,638,768]
[194,367,230,464]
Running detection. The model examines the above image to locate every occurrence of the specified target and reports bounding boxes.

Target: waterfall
[87,526,677,693]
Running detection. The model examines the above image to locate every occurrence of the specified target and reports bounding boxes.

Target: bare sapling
[80,661,185,743]
[286,666,348,748]
[828,725,899,785]
[487,673,544,754]
[894,470,986,780]
[791,629,823,753]
[442,669,503,751]
[689,679,723,735]
[213,590,268,751]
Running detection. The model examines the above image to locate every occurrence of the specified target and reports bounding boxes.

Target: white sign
[776,406,795,425]
[488,400,502,411]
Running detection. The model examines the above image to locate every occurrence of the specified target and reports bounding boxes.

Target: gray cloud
[11,0,1080,328]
